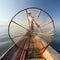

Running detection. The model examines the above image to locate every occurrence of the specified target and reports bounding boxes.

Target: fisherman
[28,12,40,32]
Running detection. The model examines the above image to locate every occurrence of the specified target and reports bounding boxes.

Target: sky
[0,0,60,31]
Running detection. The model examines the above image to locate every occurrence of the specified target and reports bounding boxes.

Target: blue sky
[0,0,60,31]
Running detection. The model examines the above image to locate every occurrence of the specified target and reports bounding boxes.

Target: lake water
[0,25,60,57]
[50,31,60,53]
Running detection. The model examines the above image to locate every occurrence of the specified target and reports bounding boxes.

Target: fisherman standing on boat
[28,12,40,32]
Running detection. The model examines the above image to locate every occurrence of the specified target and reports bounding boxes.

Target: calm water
[0,26,60,57]
[0,33,13,56]
[50,31,60,53]
[0,25,13,56]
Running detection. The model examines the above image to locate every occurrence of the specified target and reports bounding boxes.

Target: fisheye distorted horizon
[0,0,60,31]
